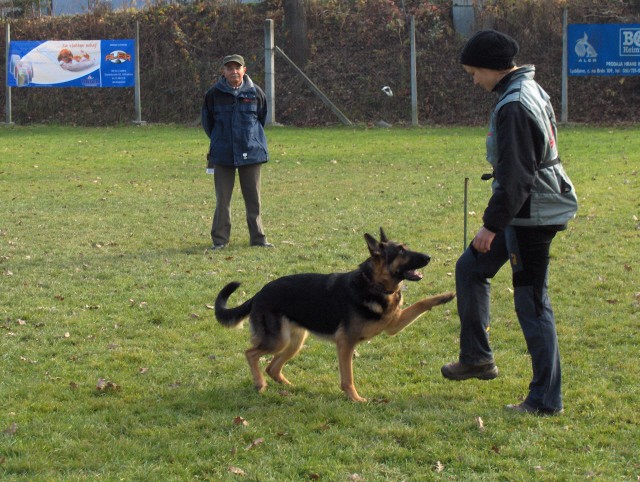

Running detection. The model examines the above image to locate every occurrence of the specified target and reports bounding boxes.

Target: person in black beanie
[440,30,578,415]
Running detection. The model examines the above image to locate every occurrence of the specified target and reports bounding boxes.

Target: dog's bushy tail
[215,281,253,328]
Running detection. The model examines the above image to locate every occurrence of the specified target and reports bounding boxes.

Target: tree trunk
[283,0,309,67]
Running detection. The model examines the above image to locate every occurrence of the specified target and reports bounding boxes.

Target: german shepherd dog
[215,228,455,402]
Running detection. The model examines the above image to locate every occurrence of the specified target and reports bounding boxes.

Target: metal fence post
[133,21,146,125]
[4,23,14,126]
[264,19,276,126]
[410,15,418,126]
[561,8,568,123]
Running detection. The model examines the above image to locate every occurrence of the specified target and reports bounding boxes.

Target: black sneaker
[441,361,499,381]
[505,402,563,416]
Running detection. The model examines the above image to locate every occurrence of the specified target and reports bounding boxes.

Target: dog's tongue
[404,269,423,281]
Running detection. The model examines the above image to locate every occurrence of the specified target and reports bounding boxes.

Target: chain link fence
[1,0,639,126]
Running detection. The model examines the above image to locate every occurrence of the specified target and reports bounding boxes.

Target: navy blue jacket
[202,74,268,168]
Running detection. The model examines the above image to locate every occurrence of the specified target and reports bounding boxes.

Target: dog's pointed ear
[379,227,388,243]
[364,233,381,256]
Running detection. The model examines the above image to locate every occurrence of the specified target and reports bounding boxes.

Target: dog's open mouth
[403,269,423,281]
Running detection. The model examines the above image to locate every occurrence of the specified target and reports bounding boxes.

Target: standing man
[202,54,273,250]
[441,30,578,415]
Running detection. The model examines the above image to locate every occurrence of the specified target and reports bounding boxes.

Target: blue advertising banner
[7,39,135,87]
[568,24,640,76]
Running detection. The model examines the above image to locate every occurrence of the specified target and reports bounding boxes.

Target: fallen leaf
[205,304,215,310]
[228,466,246,476]
[3,423,17,435]
[96,378,119,391]
[476,416,485,431]
[17,319,26,326]
[244,437,264,451]
[348,474,364,481]
[434,461,445,473]
[139,367,149,374]
[64,332,71,338]
[233,416,248,426]
[491,444,500,454]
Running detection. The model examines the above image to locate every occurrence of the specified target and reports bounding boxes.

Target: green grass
[0,124,638,481]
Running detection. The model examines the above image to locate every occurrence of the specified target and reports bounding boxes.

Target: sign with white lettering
[7,39,135,87]
[568,24,640,76]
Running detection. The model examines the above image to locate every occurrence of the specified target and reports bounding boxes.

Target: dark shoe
[252,242,274,248]
[505,402,563,416]
[210,244,227,251]
[441,361,498,381]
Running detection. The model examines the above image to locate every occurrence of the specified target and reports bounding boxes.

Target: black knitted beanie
[460,30,519,70]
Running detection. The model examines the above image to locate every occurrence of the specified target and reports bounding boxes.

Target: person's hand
[472,227,496,254]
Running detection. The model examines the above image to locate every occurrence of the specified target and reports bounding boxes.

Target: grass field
[1,124,638,481]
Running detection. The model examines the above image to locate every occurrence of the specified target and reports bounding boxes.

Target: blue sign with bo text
[568,24,640,76]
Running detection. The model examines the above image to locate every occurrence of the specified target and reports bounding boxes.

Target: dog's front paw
[436,292,456,305]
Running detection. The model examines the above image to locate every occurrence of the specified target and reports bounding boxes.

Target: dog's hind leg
[245,345,271,393]
[386,292,456,336]
[336,330,366,402]
[245,313,292,393]
[266,325,308,385]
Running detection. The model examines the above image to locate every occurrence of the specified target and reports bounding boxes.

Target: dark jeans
[455,226,562,411]
[211,164,266,246]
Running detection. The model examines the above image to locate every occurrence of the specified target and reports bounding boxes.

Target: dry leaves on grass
[228,466,246,476]
[3,423,18,435]
[244,438,264,451]
[96,378,120,392]
[233,416,248,426]
[476,416,485,432]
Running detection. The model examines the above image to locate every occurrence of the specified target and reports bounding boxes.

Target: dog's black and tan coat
[215,228,455,402]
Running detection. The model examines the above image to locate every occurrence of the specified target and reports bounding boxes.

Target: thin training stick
[463,177,469,253]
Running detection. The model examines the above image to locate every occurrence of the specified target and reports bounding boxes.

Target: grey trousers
[455,226,562,412]
[211,164,266,246]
